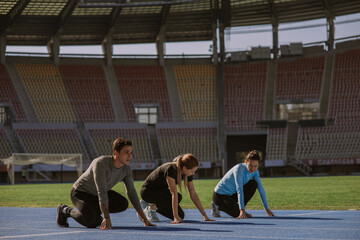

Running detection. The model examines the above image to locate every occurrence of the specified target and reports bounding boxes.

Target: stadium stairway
[286,122,299,158]
[5,63,37,122]
[319,52,335,117]
[264,61,276,119]
[147,125,161,165]
[164,64,182,122]
[3,126,23,153]
[75,123,97,161]
[102,64,126,122]
[285,122,311,175]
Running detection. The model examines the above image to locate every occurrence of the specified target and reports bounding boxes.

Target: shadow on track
[251,216,341,221]
[112,226,232,233]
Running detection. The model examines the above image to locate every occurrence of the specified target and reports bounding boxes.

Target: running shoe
[211,201,221,217]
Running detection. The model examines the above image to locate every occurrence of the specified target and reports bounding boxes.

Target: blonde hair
[171,153,199,192]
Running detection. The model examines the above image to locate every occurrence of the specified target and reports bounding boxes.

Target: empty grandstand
[0,0,360,183]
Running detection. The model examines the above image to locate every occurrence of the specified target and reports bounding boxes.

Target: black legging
[212,179,258,218]
[68,188,128,228]
[140,186,184,220]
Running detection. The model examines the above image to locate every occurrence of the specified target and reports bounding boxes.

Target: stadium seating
[224,62,267,131]
[156,123,218,166]
[113,66,172,122]
[2,48,359,177]
[0,64,27,122]
[265,128,287,161]
[296,49,360,161]
[275,56,325,101]
[173,65,216,122]
[59,65,115,122]
[0,126,13,159]
[13,124,89,163]
[16,64,76,123]
[85,123,152,165]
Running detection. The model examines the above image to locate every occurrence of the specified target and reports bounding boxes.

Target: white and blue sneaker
[138,199,160,222]
[211,201,221,217]
[143,206,160,222]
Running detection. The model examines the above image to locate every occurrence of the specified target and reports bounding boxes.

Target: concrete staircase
[3,125,23,153]
[102,64,126,122]
[147,125,162,165]
[286,122,311,175]
[164,64,183,122]
[5,63,38,123]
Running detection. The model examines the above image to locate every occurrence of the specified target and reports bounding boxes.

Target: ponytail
[173,155,183,192]
[172,153,199,193]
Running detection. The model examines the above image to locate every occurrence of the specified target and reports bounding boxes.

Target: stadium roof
[0,0,360,46]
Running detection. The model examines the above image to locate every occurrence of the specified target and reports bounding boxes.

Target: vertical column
[102,32,113,66]
[212,23,218,65]
[156,25,166,67]
[217,65,226,175]
[0,35,6,64]
[218,23,225,64]
[272,22,279,59]
[327,17,335,51]
[47,33,60,66]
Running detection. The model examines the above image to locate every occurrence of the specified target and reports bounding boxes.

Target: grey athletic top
[73,155,141,210]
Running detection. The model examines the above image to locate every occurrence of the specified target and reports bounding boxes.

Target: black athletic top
[142,163,193,190]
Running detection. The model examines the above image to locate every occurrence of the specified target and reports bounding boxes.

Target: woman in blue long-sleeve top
[211,150,275,219]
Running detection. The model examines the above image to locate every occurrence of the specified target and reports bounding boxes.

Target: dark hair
[113,137,132,152]
[172,153,199,192]
[245,150,261,162]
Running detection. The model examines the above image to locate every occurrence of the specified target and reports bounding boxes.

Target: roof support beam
[156,5,170,66]
[218,0,227,64]
[58,0,79,31]
[321,0,335,51]
[0,35,5,64]
[47,33,60,66]
[47,0,78,66]
[0,0,30,35]
[103,31,113,66]
[211,0,219,65]
[102,7,122,66]
[0,0,30,63]
[268,0,279,59]
[211,23,218,65]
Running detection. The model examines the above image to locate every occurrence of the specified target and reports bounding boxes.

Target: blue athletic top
[214,163,269,210]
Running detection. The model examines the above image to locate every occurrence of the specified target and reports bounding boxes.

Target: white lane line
[0,231,88,239]
[0,229,360,240]
[44,229,360,240]
[285,211,339,216]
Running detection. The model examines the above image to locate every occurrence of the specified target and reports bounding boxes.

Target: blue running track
[0,207,359,239]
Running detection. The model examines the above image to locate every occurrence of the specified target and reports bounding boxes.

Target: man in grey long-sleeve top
[56,137,155,229]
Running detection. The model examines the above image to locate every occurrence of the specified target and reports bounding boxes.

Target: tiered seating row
[114,66,172,122]
[173,65,217,122]
[0,126,13,159]
[296,50,360,161]
[157,125,217,164]
[275,57,325,101]
[0,64,26,122]
[296,126,360,160]
[224,63,267,131]
[86,126,152,163]
[265,128,287,161]
[60,65,115,122]
[14,126,89,163]
[328,49,360,121]
[16,64,76,123]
